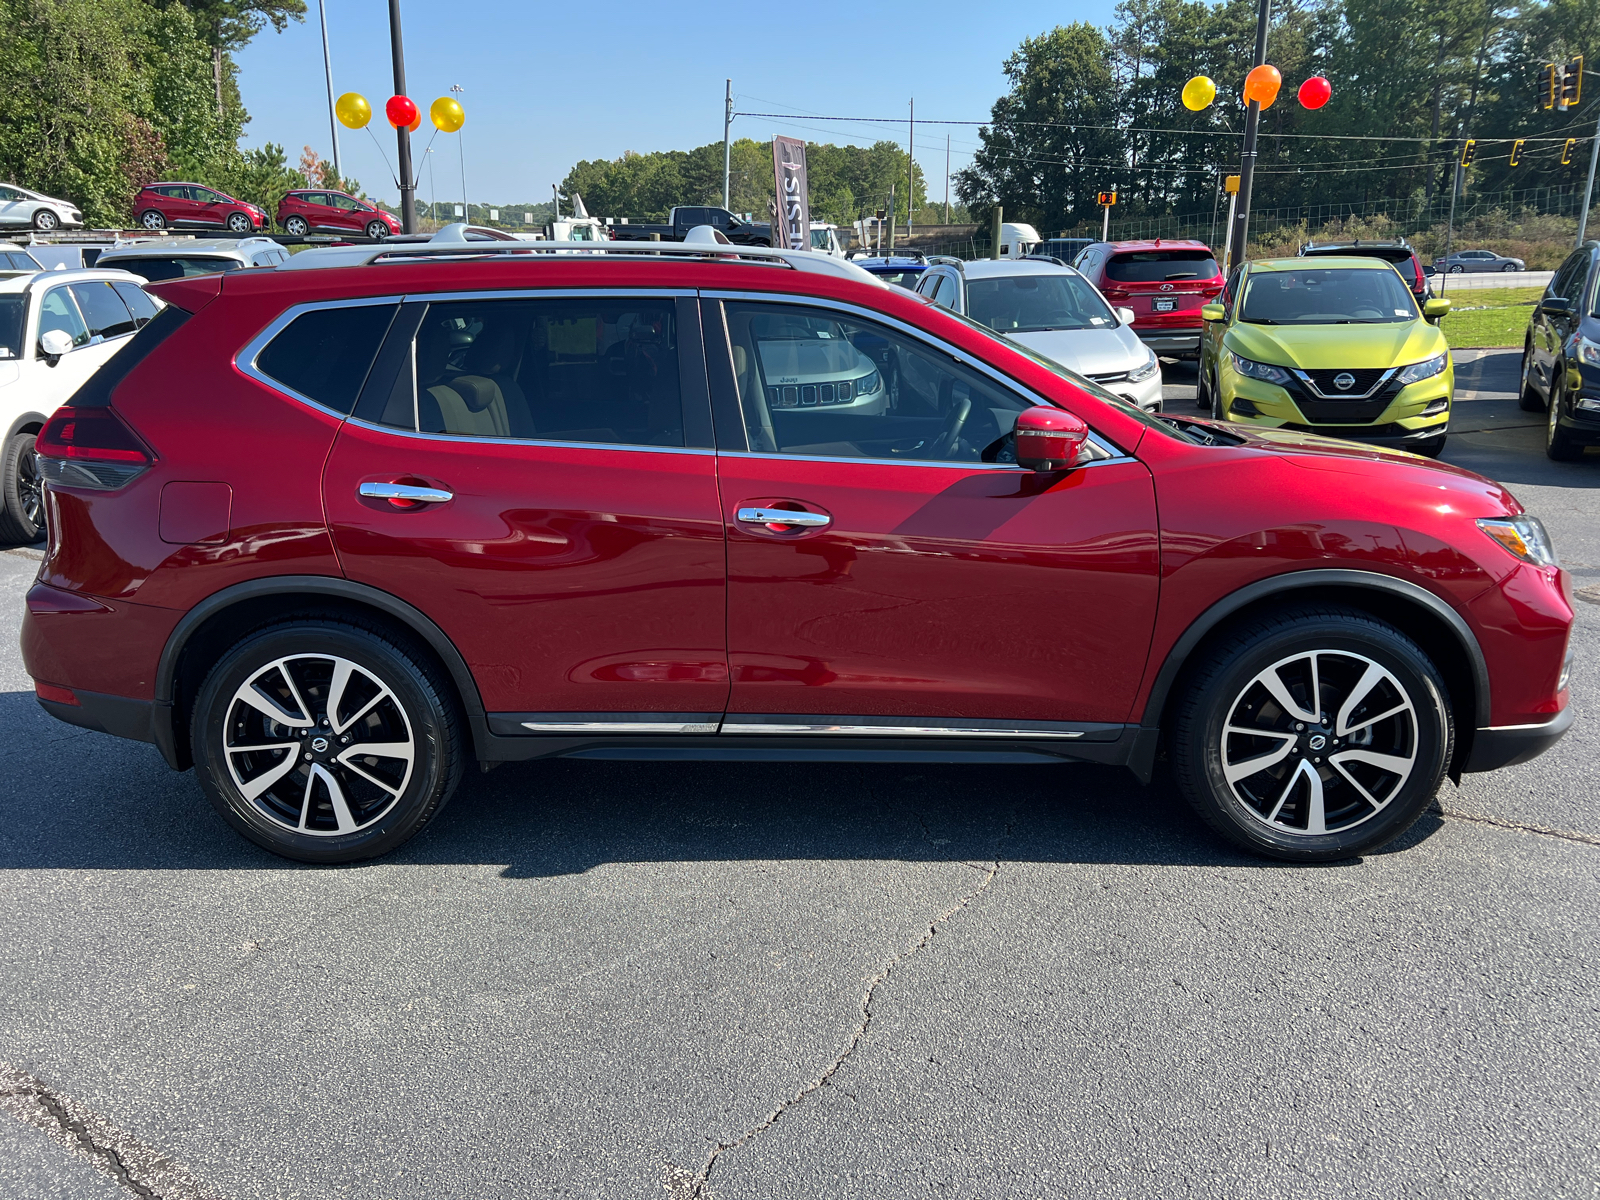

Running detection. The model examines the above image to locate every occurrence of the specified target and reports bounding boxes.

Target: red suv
[134,183,268,234]
[276,190,401,240]
[21,242,1574,865]
[1073,239,1224,359]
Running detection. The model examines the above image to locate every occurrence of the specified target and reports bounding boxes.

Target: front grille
[768,380,855,409]
[1299,367,1389,397]
[1088,371,1128,384]
[1281,421,1410,439]
[1284,379,1402,424]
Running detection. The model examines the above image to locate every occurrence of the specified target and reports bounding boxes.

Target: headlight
[1128,347,1160,382]
[1397,352,1447,384]
[1477,515,1558,566]
[1228,351,1290,385]
[855,369,881,396]
[1579,336,1600,367]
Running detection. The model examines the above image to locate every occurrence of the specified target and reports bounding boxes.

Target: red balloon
[1298,76,1332,110]
[385,95,418,129]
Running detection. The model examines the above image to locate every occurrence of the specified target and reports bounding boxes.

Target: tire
[365,220,389,240]
[139,209,166,230]
[1518,343,1545,412]
[191,620,465,863]
[1501,263,1517,272]
[1546,373,1586,462]
[283,215,308,237]
[1448,264,1464,274]
[226,212,254,234]
[1170,606,1453,862]
[1411,434,1447,458]
[0,433,45,544]
[32,208,59,232]
[1195,361,1213,410]
[1208,367,1226,421]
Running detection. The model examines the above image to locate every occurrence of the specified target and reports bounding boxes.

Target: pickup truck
[610,206,772,246]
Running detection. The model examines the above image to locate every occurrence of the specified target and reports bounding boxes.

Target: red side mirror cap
[1013,406,1089,471]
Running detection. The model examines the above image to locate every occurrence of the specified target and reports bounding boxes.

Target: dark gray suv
[1520,241,1600,461]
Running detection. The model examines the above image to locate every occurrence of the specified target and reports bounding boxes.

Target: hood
[755,336,873,383]
[1006,326,1145,377]
[1225,319,1444,370]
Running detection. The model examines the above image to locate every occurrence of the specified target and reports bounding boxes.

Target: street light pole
[1578,98,1600,245]
[317,0,340,180]
[723,79,734,210]
[387,0,417,233]
[452,83,466,225]
[1226,0,1272,272]
[907,98,914,237]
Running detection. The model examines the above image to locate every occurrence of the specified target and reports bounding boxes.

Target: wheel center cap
[1307,734,1327,751]
[310,736,330,754]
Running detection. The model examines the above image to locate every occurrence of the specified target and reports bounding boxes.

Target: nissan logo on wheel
[1333,372,1356,391]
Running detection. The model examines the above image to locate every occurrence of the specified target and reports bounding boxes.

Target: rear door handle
[737,507,831,528]
[359,481,453,504]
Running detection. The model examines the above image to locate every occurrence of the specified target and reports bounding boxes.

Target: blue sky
[235,0,1117,211]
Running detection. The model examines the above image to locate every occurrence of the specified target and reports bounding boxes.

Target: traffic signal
[1461,139,1477,166]
[1545,63,1559,109]
[1564,137,1577,165]
[1097,189,1118,206]
[1510,139,1525,167]
[1564,56,1584,108]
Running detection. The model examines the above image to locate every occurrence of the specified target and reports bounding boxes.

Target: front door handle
[737,506,831,529]
[360,481,453,505]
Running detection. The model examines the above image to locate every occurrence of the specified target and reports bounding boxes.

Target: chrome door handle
[359,481,453,503]
[737,507,831,528]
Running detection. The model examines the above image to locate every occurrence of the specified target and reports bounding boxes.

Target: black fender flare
[6,411,50,442]
[1128,568,1491,780]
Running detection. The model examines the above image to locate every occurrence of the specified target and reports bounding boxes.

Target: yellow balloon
[430,97,465,134]
[1181,75,1217,112]
[335,92,371,130]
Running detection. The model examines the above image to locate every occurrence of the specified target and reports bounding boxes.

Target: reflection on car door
[1535,251,1585,393]
[322,292,729,726]
[708,298,1159,732]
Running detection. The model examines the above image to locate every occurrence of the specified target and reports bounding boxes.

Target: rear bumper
[1137,330,1202,355]
[1463,706,1575,773]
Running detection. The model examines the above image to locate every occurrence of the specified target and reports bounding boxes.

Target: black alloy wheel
[1546,373,1586,462]
[0,433,46,544]
[1170,606,1452,861]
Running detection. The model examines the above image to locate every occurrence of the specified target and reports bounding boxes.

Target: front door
[323,291,728,728]
[709,298,1159,733]
[31,285,104,408]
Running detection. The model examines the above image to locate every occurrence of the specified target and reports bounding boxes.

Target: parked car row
[1518,239,1600,460]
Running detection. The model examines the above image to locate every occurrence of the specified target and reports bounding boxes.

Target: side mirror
[1200,303,1226,323]
[1115,306,1136,327]
[1014,406,1089,472]
[1422,298,1452,321]
[1539,295,1573,316]
[38,329,74,363]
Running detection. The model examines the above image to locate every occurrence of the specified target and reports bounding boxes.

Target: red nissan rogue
[21,239,1574,864]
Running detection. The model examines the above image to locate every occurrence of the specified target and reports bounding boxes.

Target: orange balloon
[408,111,421,133]
[1243,64,1283,108]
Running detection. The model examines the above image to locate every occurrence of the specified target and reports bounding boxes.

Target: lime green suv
[1197,257,1454,456]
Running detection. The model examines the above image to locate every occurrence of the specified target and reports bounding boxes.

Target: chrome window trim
[236,294,406,420]
[1290,366,1398,401]
[341,414,717,457]
[702,289,1136,468]
[716,441,1125,472]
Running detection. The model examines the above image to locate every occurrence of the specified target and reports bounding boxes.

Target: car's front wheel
[1501,263,1518,272]
[139,209,166,230]
[1546,373,1587,462]
[1195,361,1213,410]
[226,212,255,234]
[0,433,45,544]
[1519,342,1546,412]
[1448,264,1464,274]
[32,209,59,232]
[1171,607,1452,861]
[191,620,464,863]
[365,220,390,240]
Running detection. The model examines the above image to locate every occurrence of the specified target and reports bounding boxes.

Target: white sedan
[0,183,84,232]
[914,257,1164,410]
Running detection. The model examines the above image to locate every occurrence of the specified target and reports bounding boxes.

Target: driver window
[723,301,1034,464]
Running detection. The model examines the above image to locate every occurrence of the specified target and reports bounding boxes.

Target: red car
[1073,239,1224,359]
[22,242,1573,865]
[276,190,401,240]
[134,183,268,234]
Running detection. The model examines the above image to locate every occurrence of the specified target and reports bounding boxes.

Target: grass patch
[1437,286,1543,349]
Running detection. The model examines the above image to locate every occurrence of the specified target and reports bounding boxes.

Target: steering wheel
[930,396,972,460]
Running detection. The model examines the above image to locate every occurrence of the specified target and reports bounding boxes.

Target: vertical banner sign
[772,136,810,251]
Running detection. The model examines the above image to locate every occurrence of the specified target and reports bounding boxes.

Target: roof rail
[1021,253,1070,266]
[925,255,965,269]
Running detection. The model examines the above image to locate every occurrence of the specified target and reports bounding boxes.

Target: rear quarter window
[253,303,399,414]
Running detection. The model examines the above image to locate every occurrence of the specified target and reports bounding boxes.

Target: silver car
[1433,249,1526,273]
[95,236,290,281]
[0,184,83,232]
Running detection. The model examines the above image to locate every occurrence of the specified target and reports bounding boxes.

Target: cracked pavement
[1,350,1596,1198]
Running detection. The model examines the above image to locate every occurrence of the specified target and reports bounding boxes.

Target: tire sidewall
[1185,618,1451,860]
[191,623,457,863]
[140,210,166,230]
[0,432,43,543]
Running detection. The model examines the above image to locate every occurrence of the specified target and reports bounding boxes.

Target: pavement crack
[678,839,1008,1198]
[0,1063,221,1199]
[1436,804,1600,848]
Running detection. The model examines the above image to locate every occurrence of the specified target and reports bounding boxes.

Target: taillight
[1102,287,1130,300]
[36,406,155,491]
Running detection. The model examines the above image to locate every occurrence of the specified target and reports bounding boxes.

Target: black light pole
[1226,0,1272,271]
[387,0,417,233]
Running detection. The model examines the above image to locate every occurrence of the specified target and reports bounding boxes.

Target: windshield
[1105,250,1219,283]
[101,256,242,282]
[0,296,23,359]
[966,273,1116,333]
[1240,267,1419,325]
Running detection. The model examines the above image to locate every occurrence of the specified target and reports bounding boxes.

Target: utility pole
[452,83,466,226]
[1225,0,1272,271]
[945,134,951,224]
[907,98,915,237]
[553,184,560,221]
[387,0,417,233]
[723,80,734,210]
[1579,101,1600,245]
[318,0,340,179]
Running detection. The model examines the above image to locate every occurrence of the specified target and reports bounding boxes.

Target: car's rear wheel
[1546,373,1587,462]
[365,220,389,240]
[32,209,59,232]
[283,215,308,237]
[191,621,464,863]
[1518,343,1546,412]
[139,209,166,230]
[1170,607,1452,861]
[0,433,45,544]
[226,212,254,234]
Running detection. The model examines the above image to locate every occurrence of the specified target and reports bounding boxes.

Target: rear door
[322,289,728,728]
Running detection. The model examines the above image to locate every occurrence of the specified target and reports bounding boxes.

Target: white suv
[915,258,1164,411]
[0,268,160,541]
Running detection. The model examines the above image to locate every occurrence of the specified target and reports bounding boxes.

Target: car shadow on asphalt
[0,691,1443,874]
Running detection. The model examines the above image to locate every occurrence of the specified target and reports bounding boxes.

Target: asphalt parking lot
[1,348,1595,1199]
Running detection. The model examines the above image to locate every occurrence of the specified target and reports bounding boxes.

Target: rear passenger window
[255,303,398,414]
[70,282,137,340]
[111,282,160,327]
[376,298,684,447]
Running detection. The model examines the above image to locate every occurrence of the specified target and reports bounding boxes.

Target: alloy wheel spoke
[1328,748,1414,778]
[227,740,298,756]
[324,659,355,733]
[1222,728,1297,784]
[237,748,299,802]
[1329,757,1387,811]
[274,659,316,728]
[332,687,390,738]
[1334,662,1408,736]
[233,681,312,728]
[1258,657,1321,724]
[313,763,358,834]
